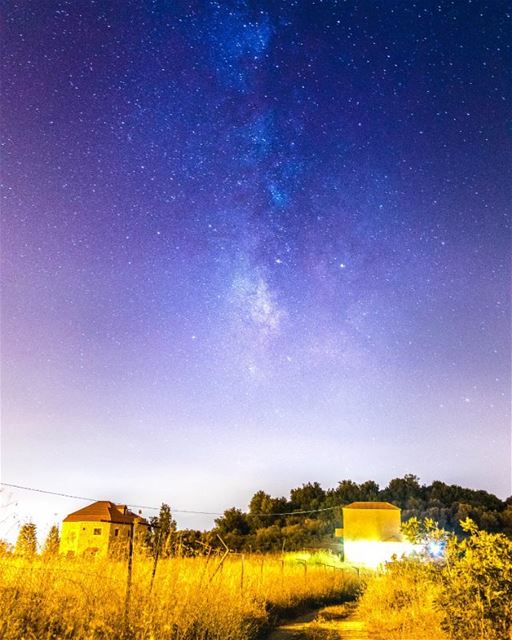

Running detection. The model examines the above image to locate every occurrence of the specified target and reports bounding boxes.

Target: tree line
[197,474,512,553]
[138,474,512,555]
[5,475,512,557]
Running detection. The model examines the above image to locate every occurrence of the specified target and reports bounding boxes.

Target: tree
[427,482,503,516]
[383,474,423,506]
[254,525,283,551]
[42,525,60,556]
[175,529,206,556]
[428,480,459,505]
[213,508,251,552]
[249,491,273,530]
[15,522,37,557]
[248,491,288,529]
[500,504,512,537]
[290,482,325,513]
[359,480,380,501]
[215,508,250,536]
[154,503,177,559]
[332,480,362,505]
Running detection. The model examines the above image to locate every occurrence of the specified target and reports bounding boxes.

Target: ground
[267,603,371,640]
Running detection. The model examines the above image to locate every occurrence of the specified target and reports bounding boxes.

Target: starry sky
[1,1,510,538]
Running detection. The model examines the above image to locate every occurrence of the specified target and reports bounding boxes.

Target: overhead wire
[0,481,341,517]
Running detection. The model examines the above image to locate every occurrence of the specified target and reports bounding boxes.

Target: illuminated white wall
[344,540,421,567]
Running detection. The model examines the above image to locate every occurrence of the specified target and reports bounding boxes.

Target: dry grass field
[356,560,448,640]
[355,524,512,640]
[0,552,360,640]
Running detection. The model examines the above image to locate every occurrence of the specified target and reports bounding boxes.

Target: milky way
[1,1,510,534]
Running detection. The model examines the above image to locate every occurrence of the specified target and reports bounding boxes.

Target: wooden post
[124,522,134,638]
[209,535,229,582]
[149,525,161,594]
[280,539,285,586]
[240,553,245,593]
[199,546,212,586]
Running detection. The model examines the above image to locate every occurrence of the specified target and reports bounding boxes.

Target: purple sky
[1,0,510,540]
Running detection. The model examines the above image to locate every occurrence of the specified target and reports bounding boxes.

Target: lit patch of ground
[267,603,370,639]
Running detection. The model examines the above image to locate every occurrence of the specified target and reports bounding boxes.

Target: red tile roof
[63,501,148,524]
[343,501,400,510]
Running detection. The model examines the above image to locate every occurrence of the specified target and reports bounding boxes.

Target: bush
[358,519,512,640]
[357,557,446,639]
[437,519,512,640]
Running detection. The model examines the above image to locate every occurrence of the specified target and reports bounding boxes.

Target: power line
[0,483,218,515]
[1,481,341,518]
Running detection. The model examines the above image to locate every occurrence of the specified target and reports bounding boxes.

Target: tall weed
[0,552,359,639]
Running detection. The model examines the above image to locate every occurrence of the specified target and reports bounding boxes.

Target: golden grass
[0,552,359,639]
[356,560,448,640]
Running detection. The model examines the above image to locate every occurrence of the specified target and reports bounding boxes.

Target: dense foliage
[437,519,512,640]
[175,475,511,553]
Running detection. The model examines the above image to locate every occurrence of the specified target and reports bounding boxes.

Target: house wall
[60,521,133,557]
[344,540,420,567]
[107,522,134,557]
[342,508,401,542]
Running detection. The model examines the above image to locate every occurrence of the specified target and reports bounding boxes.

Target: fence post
[240,553,245,593]
[280,540,285,587]
[124,522,134,638]
[208,535,229,583]
[149,525,161,595]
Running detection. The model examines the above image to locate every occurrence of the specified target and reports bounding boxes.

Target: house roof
[63,501,148,525]
[343,501,400,510]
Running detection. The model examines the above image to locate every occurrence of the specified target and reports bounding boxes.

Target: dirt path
[267,603,371,639]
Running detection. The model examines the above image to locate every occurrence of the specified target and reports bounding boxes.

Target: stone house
[59,500,148,558]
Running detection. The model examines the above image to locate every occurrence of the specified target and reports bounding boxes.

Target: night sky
[1,1,510,537]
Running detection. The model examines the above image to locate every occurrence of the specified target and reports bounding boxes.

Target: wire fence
[0,543,363,640]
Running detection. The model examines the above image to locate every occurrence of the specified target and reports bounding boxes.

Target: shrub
[15,522,37,558]
[357,556,446,639]
[437,519,512,640]
[358,518,512,640]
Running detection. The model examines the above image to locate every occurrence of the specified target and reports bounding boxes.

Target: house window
[93,528,102,535]
[114,528,119,537]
